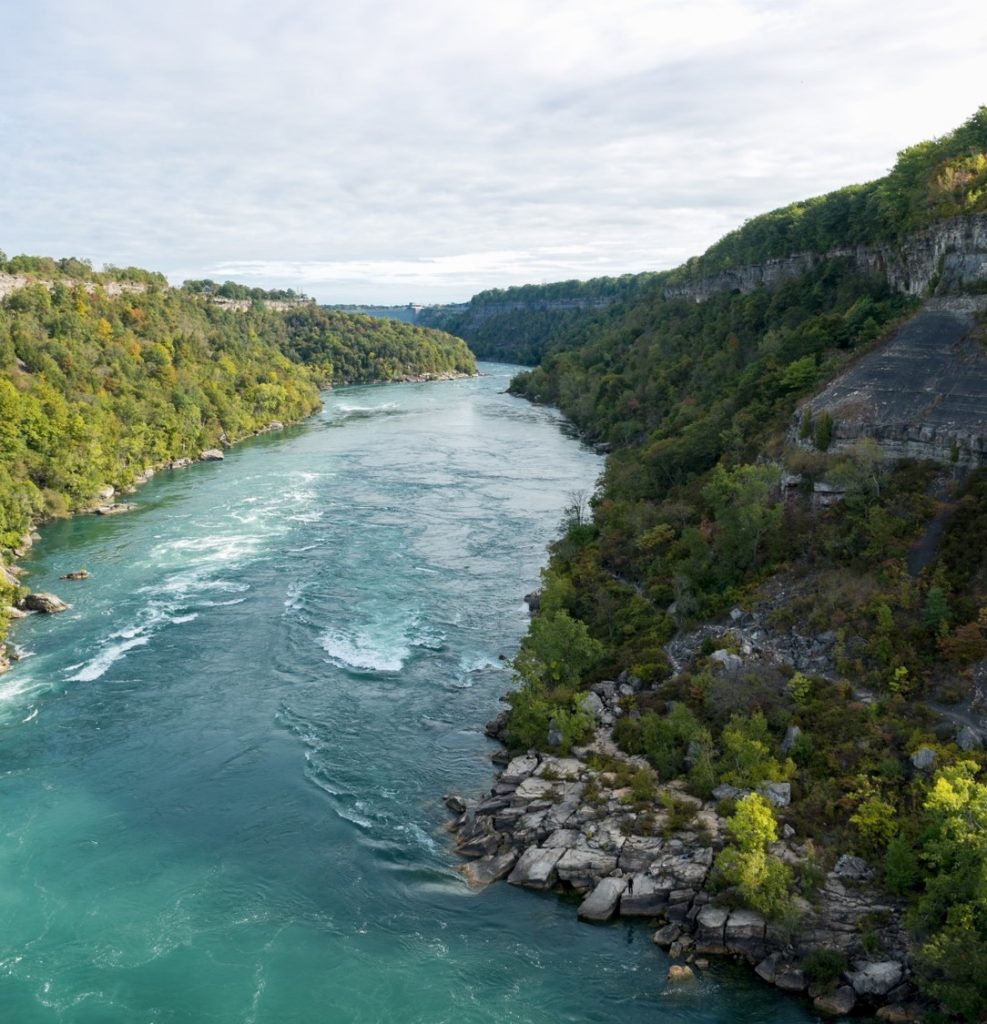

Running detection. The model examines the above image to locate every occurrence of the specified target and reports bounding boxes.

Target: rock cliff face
[663,213,987,303]
[793,299,987,467]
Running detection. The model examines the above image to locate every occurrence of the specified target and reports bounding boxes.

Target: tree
[716,793,794,919]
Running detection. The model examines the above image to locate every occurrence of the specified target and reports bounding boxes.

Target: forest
[0,263,475,641]
[501,111,987,1019]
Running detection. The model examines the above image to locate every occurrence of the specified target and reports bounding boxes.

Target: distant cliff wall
[663,214,987,303]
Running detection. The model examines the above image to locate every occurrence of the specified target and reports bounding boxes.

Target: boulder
[847,960,904,997]
[813,986,857,1017]
[514,777,557,802]
[94,503,136,515]
[780,725,802,754]
[456,832,501,859]
[667,965,695,983]
[200,448,225,461]
[774,967,807,993]
[652,923,681,948]
[59,569,90,581]
[956,725,983,751]
[501,754,539,784]
[709,649,743,673]
[484,711,510,740]
[617,836,664,874]
[833,854,873,881]
[695,905,728,946]
[724,909,766,954]
[557,848,618,890]
[580,691,606,722]
[18,592,70,614]
[754,954,780,984]
[759,781,791,807]
[507,847,565,890]
[170,457,193,469]
[712,783,749,802]
[875,1004,924,1023]
[910,747,937,773]
[534,757,583,780]
[577,877,627,922]
[96,485,115,500]
[460,851,518,887]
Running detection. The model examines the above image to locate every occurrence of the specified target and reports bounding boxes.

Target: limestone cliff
[663,213,987,304]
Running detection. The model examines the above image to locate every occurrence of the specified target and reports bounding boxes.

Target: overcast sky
[0,1,984,303]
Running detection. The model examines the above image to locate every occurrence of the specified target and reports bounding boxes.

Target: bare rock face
[19,592,70,613]
[794,305,987,467]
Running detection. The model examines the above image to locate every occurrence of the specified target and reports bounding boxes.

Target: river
[0,364,816,1023]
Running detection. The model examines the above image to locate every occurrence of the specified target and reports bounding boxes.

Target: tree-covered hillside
[667,106,987,280]
[502,112,987,1019]
[0,258,476,642]
[279,305,476,383]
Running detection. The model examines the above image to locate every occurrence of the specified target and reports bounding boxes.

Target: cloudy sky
[0,1,984,303]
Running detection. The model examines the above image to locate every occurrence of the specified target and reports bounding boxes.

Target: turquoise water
[0,365,817,1023]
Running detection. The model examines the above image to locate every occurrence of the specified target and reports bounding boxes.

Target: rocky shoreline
[446,677,925,1022]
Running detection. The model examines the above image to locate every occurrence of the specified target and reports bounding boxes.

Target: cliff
[662,213,987,304]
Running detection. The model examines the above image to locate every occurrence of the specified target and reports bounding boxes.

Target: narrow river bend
[0,364,815,1023]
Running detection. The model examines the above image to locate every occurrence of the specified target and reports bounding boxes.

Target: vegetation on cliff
[668,105,987,281]
[501,112,987,1019]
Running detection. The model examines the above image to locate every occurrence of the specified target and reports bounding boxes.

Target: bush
[802,948,848,990]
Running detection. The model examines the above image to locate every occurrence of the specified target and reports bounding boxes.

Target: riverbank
[447,675,924,1022]
[0,415,305,667]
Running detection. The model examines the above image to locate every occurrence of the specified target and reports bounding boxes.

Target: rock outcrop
[18,592,70,613]
[793,303,987,467]
[663,214,987,304]
[449,678,917,1017]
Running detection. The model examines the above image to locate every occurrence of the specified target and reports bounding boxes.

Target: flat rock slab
[556,848,618,889]
[620,874,670,916]
[535,757,584,780]
[514,777,557,802]
[507,847,565,890]
[501,755,539,784]
[460,851,518,887]
[577,877,627,922]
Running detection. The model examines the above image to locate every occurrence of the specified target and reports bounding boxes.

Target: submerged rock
[60,569,90,581]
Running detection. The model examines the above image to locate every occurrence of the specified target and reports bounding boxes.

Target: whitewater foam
[319,630,408,673]
[68,636,151,682]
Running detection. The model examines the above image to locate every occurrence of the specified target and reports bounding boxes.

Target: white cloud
[0,0,984,301]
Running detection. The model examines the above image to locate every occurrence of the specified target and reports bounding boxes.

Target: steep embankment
[795,298,987,466]
[482,109,987,1022]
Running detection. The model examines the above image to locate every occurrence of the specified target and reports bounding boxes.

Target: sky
[0,1,984,304]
